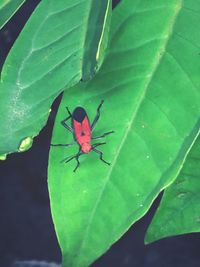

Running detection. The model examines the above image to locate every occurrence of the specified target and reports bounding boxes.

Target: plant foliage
[0,0,111,156]
[0,0,25,29]
[0,0,200,266]
[48,0,200,266]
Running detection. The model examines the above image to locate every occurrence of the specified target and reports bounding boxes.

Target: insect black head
[72,107,87,123]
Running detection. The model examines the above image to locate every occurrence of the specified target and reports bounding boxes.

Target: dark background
[0,1,200,266]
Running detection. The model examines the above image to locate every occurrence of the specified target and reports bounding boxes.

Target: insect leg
[92,147,110,165]
[66,106,72,116]
[51,142,75,147]
[61,115,73,133]
[92,131,114,140]
[91,100,104,130]
[92,142,106,149]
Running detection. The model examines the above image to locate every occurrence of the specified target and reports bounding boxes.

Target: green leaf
[0,0,25,29]
[48,0,200,266]
[0,0,112,156]
[145,132,200,244]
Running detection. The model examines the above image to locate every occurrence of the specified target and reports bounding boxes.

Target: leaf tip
[144,233,156,245]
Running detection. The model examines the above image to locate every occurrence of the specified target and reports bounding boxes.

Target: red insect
[51,100,114,172]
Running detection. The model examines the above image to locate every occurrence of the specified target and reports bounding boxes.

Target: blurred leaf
[0,0,25,29]
[145,132,200,244]
[48,0,200,266]
[0,0,112,156]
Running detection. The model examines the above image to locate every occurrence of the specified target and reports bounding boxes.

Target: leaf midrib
[75,1,183,265]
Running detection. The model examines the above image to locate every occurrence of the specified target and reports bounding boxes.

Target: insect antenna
[60,150,83,172]
[60,154,76,163]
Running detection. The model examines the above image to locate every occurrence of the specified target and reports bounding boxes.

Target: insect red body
[51,100,114,172]
[72,107,92,153]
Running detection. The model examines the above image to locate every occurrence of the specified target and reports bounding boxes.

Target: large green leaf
[145,132,200,244]
[0,0,25,29]
[48,0,200,266]
[0,0,112,157]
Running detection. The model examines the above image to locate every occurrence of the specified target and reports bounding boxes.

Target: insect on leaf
[48,0,200,266]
